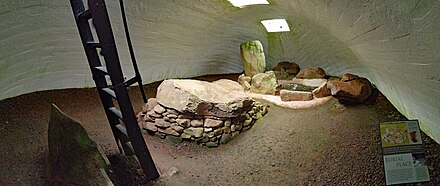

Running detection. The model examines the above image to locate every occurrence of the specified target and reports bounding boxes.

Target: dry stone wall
[138,98,268,148]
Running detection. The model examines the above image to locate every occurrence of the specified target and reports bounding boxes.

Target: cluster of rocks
[238,40,373,105]
[137,79,269,147]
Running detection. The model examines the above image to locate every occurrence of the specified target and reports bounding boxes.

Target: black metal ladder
[69,0,159,180]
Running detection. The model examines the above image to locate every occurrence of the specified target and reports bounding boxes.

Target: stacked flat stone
[138,98,268,148]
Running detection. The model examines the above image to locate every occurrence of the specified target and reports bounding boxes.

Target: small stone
[176,119,190,127]
[243,118,253,127]
[163,117,170,122]
[143,114,154,122]
[214,128,223,135]
[254,112,263,119]
[235,123,243,131]
[220,133,231,144]
[169,118,176,123]
[166,135,183,144]
[153,104,166,114]
[167,114,178,119]
[170,124,184,133]
[166,109,180,115]
[181,133,191,139]
[205,132,215,138]
[204,128,213,132]
[166,167,179,177]
[178,114,193,119]
[205,141,219,148]
[147,110,162,118]
[231,124,237,132]
[222,126,231,134]
[190,119,204,127]
[145,122,158,132]
[155,119,171,128]
[224,119,232,127]
[183,127,204,138]
[204,118,224,128]
[158,128,180,136]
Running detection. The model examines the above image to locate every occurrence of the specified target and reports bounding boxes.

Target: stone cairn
[137,79,269,148]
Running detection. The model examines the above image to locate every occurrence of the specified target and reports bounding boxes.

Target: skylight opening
[227,0,270,8]
[261,19,290,32]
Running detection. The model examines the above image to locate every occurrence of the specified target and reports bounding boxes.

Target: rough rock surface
[157,79,253,117]
[250,71,278,95]
[212,79,244,92]
[312,82,332,98]
[296,67,326,79]
[48,104,111,185]
[327,74,373,104]
[138,100,269,147]
[280,90,313,101]
[273,70,290,80]
[240,40,266,77]
[237,74,252,91]
[272,61,300,75]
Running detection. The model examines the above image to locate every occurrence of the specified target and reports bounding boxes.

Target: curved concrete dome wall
[0,0,439,143]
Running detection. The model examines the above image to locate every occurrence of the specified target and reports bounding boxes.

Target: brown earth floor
[0,74,439,185]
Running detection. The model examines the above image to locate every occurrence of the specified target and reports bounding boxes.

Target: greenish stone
[243,118,253,127]
[240,40,266,77]
[214,128,223,135]
[166,135,183,144]
[206,141,219,148]
[48,104,111,185]
[250,71,278,95]
[220,133,231,144]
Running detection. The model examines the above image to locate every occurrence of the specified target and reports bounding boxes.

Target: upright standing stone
[48,104,112,185]
[240,40,266,77]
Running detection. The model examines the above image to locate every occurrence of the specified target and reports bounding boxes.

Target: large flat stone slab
[157,79,253,117]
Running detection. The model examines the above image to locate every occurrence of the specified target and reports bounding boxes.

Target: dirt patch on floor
[0,74,439,185]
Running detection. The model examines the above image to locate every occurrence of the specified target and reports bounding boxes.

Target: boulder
[280,90,313,101]
[327,74,373,104]
[237,74,252,91]
[250,71,278,95]
[341,73,359,82]
[273,70,289,80]
[296,67,326,79]
[240,40,266,77]
[312,82,331,98]
[272,61,300,75]
[157,79,253,117]
[48,104,112,185]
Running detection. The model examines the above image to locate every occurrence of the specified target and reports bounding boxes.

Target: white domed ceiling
[1,0,439,143]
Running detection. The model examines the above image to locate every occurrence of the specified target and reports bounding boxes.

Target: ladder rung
[108,107,123,119]
[77,10,91,22]
[115,124,128,137]
[124,141,135,155]
[114,76,138,88]
[86,42,101,48]
[93,66,109,75]
[102,88,116,99]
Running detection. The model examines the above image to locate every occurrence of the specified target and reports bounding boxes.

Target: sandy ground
[0,74,439,185]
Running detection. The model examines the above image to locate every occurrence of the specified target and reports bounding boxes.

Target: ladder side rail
[69,0,126,154]
[118,0,147,103]
[88,0,159,180]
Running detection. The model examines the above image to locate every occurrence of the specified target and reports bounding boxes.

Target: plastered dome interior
[1,0,439,143]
